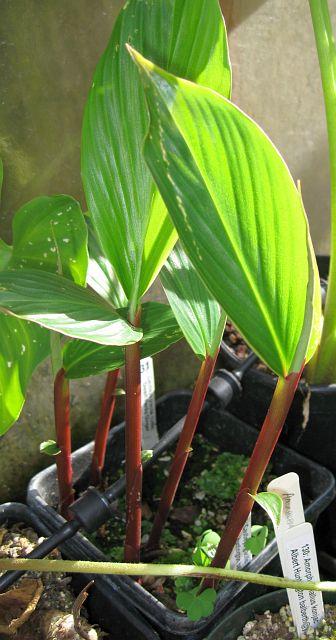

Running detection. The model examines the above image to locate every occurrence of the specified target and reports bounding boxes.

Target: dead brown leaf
[0,578,43,635]
[72,581,97,640]
[0,528,7,546]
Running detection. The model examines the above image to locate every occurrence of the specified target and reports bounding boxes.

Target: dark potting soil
[224,321,250,361]
[223,321,278,375]
[238,604,336,640]
[0,523,103,639]
[90,434,274,610]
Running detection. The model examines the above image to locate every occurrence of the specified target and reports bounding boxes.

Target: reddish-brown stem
[124,308,142,563]
[90,368,120,486]
[54,368,74,519]
[201,365,303,589]
[147,351,218,551]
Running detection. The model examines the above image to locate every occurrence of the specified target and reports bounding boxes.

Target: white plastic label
[278,522,324,637]
[141,357,159,449]
[267,472,305,536]
[230,514,252,570]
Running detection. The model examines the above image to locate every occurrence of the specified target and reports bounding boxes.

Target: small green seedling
[192,530,221,568]
[176,586,217,622]
[245,525,269,557]
[39,440,61,457]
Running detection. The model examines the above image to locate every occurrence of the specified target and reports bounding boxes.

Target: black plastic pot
[0,502,160,639]
[206,589,336,640]
[27,391,335,640]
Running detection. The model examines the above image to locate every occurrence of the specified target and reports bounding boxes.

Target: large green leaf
[0,314,49,434]
[161,243,225,360]
[86,222,127,309]
[82,0,231,312]
[130,50,321,377]
[0,164,50,433]
[0,269,141,345]
[11,195,88,285]
[63,301,182,378]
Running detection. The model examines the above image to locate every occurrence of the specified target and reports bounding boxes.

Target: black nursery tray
[27,391,335,640]
[0,502,160,639]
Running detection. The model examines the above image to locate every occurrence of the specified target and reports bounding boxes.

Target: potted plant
[1,0,335,638]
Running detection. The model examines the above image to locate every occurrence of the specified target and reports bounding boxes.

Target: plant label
[278,522,324,638]
[140,357,159,448]
[229,513,252,570]
[267,472,305,536]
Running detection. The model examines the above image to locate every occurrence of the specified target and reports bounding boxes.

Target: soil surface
[91,433,274,610]
[238,604,336,639]
[0,523,103,639]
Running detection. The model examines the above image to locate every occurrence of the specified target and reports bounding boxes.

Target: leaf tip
[126,44,152,74]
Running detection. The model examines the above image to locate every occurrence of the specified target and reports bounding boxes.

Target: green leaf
[86,221,127,308]
[0,239,12,271]
[176,587,217,621]
[40,439,61,456]
[141,449,153,464]
[130,50,322,377]
[244,525,269,556]
[62,301,182,378]
[192,529,220,567]
[82,0,231,310]
[0,269,141,345]
[11,195,88,285]
[250,491,283,528]
[161,243,225,359]
[0,314,49,434]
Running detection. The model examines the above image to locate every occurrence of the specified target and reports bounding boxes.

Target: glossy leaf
[130,50,321,377]
[82,0,231,310]
[11,195,88,286]
[86,222,127,309]
[0,269,141,345]
[0,313,50,434]
[250,491,283,528]
[63,301,182,378]
[161,243,224,360]
[0,165,50,434]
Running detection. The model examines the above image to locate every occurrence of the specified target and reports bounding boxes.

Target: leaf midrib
[151,77,289,374]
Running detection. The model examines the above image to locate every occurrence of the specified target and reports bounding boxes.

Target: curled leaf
[249,491,283,528]
[40,440,61,456]
[0,578,43,635]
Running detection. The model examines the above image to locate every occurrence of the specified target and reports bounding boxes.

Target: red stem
[202,365,303,589]
[54,368,74,519]
[124,308,142,563]
[147,351,218,550]
[90,369,120,486]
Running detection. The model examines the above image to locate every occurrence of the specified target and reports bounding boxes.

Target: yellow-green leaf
[130,51,321,377]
